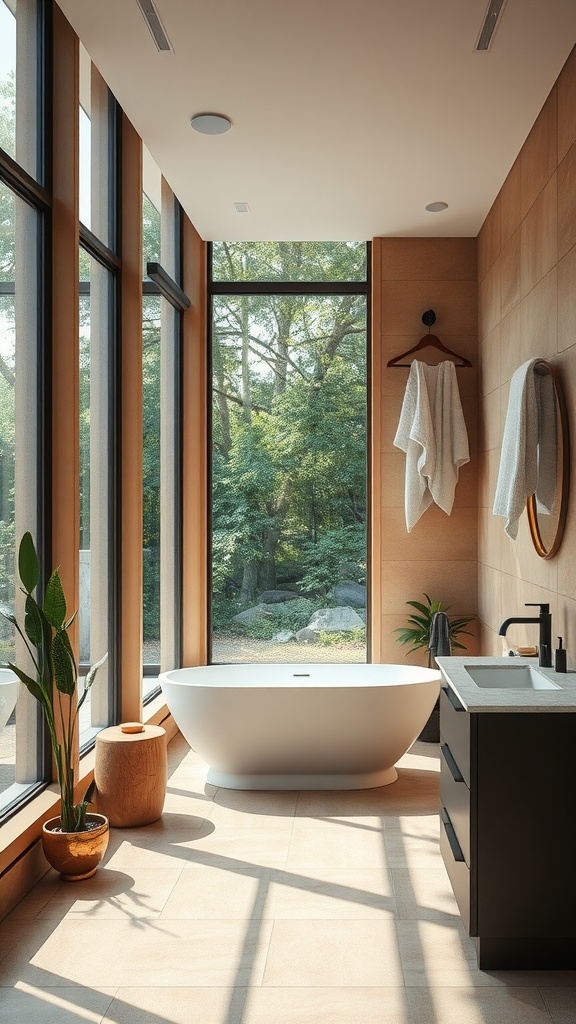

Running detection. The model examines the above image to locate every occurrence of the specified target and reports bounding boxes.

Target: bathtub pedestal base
[205,766,398,791]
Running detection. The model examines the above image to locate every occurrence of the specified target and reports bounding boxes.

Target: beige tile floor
[1,735,575,1023]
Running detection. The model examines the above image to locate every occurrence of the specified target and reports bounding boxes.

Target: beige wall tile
[499,228,522,318]
[519,268,558,362]
[557,243,576,352]
[380,507,477,563]
[478,564,502,634]
[520,173,558,296]
[479,323,501,397]
[557,140,576,259]
[381,452,406,507]
[500,155,522,249]
[556,594,576,671]
[381,393,404,452]
[478,507,503,571]
[498,514,559,594]
[381,280,477,336]
[499,304,522,384]
[478,200,500,283]
[478,387,503,453]
[379,237,477,282]
[478,620,505,657]
[478,262,501,339]
[380,561,477,616]
[520,87,558,218]
[477,448,501,509]
[557,43,576,163]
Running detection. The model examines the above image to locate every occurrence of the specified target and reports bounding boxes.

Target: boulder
[257,590,300,604]
[231,604,274,626]
[295,627,319,644]
[307,606,365,633]
[272,630,296,643]
[329,581,366,607]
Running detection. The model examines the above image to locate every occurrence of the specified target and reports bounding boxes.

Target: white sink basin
[464,665,560,690]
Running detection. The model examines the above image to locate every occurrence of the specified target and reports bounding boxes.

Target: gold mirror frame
[526,360,570,559]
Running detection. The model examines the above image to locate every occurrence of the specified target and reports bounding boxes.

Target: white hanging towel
[394,360,470,532]
[493,358,557,538]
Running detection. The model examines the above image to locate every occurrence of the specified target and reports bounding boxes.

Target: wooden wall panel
[372,237,478,665]
[477,42,576,665]
[119,115,143,722]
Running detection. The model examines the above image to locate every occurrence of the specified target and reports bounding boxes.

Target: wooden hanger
[387,310,472,368]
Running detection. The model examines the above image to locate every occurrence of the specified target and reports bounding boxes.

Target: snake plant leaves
[44,569,67,630]
[5,662,48,708]
[24,594,43,648]
[52,628,77,696]
[18,531,40,594]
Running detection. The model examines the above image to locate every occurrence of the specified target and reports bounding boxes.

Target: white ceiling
[56,0,576,242]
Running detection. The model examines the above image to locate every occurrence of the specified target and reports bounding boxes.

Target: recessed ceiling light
[425,201,449,213]
[190,113,232,135]
[234,202,250,213]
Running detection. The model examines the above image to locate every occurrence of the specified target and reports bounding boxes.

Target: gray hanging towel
[429,611,451,660]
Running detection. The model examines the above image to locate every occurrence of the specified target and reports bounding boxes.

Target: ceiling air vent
[475,0,507,52]
[135,0,172,52]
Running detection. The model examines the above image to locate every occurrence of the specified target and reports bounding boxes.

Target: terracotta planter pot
[42,813,109,881]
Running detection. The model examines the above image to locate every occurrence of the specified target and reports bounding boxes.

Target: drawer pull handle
[441,807,465,862]
[441,743,464,783]
[442,685,465,711]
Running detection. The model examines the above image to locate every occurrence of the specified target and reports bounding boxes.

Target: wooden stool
[95,723,167,827]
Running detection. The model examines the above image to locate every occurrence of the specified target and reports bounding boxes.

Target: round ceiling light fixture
[425,201,449,213]
[190,112,232,135]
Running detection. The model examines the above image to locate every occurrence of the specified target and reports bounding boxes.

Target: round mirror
[527,360,570,559]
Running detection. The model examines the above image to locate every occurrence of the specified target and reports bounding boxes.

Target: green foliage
[1,533,107,832]
[317,626,366,648]
[394,593,475,660]
[237,599,316,640]
[211,243,367,632]
[298,525,366,595]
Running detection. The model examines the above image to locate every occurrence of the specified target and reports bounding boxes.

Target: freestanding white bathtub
[159,663,440,790]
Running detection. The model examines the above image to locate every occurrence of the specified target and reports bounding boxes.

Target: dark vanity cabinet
[439,684,576,969]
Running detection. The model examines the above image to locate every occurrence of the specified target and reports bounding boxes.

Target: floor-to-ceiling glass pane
[0,182,42,814]
[0,0,40,181]
[211,244,367,664]
[142,292,161,676]
[78,249,114,748]
[142,169,162,683]
[212,241,367,283]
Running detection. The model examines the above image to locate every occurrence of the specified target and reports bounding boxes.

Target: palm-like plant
[394,593,474,666]
[1,533,107,832]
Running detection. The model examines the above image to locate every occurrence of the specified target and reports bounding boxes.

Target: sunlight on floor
[0,735,575,1023]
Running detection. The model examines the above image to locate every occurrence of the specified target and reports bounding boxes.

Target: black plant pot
[418,696,440,743]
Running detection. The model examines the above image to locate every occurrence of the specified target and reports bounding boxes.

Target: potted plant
[394,594,474,742]
[394,593,474,666]
[1,533,108,880]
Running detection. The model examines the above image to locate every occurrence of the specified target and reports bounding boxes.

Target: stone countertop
[435,656,576,712]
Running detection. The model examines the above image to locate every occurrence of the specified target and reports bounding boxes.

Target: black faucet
[498,603,552,667]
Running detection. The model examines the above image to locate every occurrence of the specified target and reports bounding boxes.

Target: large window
[0,0,45,819]
[210,242,368,664]
[142,154,186,693]
[77,45,117,749]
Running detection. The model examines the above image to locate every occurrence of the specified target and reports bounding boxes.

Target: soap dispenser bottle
[554,637,567,673]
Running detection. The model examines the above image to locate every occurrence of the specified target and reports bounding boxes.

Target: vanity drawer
[440,743,471,867]
[440,685,470,788]
[440,808,474,934]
